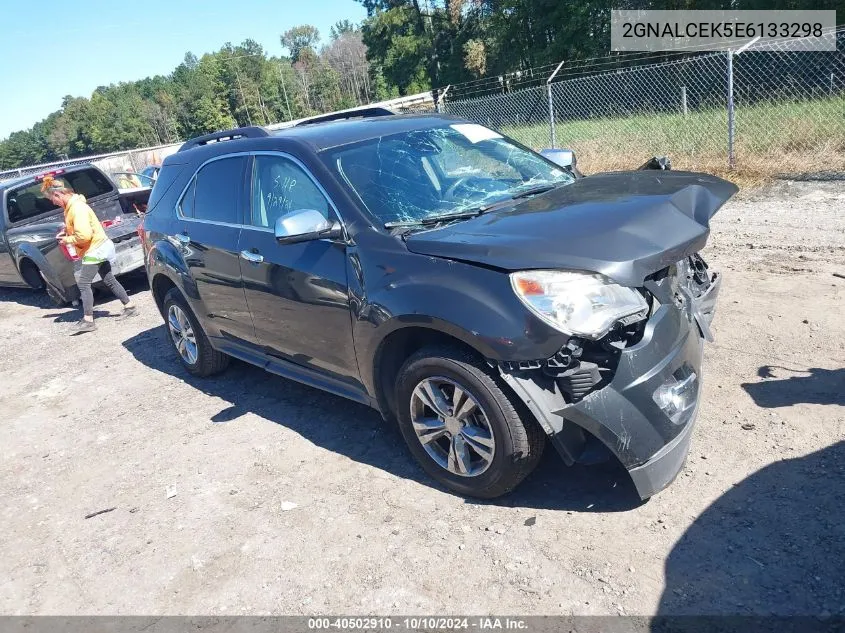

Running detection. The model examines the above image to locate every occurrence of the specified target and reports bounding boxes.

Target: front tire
[163,288,229,377]
[395,345,545,498]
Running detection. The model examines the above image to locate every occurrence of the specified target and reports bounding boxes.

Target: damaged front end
[499,253,721,499]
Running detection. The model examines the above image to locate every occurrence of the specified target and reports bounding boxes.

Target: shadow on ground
[657,440,845,618]
[0,286,53,309]
[0,272,148,316]
[123,325,643,513]
[742,365,845,408]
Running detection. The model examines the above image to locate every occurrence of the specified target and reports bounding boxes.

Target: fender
[147,236,202,311]
[350,247,570,398]
[12,236,77,301]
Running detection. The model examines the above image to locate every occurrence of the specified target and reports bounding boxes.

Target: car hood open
[404,170,739,286]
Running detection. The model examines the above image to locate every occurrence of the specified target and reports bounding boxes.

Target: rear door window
[191,157,246,224]
[5,182,60,224]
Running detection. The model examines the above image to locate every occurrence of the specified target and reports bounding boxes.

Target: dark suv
[140,113,737,499]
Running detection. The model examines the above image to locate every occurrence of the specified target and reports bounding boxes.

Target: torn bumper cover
[500,271,720,499]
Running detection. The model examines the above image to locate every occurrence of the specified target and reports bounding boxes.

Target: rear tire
[20,260,67,307]
[395,345,545,498]
[162,288,229,377]
[18,260,44,290]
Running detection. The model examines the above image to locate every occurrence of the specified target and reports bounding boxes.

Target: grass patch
[499,96,845,186]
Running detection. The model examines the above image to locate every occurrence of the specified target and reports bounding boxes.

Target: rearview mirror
[274,209,342,245]
[540,148,577,170]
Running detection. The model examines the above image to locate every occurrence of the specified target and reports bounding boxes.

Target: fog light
[653,368,698,424]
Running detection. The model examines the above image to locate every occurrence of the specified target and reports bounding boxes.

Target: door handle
[240,249,264,264]
[175,233,190,245]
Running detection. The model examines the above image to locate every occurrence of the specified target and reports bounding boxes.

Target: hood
[404,170,738,286]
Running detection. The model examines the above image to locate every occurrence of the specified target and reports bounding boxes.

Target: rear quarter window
[146,163,186,215]
[63,169,114,199]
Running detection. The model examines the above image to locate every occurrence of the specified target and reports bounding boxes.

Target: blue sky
[0,0,367,140]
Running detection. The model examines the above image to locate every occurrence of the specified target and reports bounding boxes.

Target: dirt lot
[1,179,843,617]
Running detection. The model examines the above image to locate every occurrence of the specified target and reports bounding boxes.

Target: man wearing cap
[42,175,138,332]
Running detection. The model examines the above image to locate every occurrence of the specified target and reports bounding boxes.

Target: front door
[0,227,21,286]
[238,153,358,383]
[178,154,256,346]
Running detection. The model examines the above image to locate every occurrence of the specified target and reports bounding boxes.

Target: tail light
[137,218,149,258]
[101,216,122,229]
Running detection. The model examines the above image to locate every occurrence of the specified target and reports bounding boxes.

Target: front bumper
[627,400,698,498]
[501,272,718,499]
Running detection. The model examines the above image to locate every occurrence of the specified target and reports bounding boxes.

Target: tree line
[2,0,841,170]
[0,22,380,170]
[359,0,843,98]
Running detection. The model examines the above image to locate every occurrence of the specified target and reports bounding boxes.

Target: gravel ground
[0,179,842,616]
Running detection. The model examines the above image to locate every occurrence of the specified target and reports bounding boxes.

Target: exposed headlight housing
[511,270,649,340]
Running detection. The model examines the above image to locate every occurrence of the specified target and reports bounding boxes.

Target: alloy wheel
[167,304,198,365]
[409,376,496,477]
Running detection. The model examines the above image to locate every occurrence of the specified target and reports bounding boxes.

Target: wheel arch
[151,273,178,317]
[17,256,44,289]
[370,322,496,421]
[13,243,73,301]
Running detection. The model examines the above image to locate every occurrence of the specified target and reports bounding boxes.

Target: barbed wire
[444,25,844,100]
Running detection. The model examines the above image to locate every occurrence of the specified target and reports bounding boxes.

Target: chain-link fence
[444,26,845,176]
[0,144,182,182]
[4,31,841,182]
[0,93,437,182]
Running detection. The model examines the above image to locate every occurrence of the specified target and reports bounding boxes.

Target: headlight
[510,270,649,340]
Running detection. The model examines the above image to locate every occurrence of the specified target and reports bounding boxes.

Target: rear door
[176,154,256,346]
[237,152,358,382]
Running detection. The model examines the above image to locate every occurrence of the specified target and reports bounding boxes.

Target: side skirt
[215,338,377,409]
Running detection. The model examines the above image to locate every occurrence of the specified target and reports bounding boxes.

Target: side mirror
[540,148,577,170]
[638,155,672,171]
[274,209,342,245]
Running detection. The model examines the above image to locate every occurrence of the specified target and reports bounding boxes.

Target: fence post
[436,85,451,113]
[726,51,735,169]
[681,86,688,116]
[727,37,760,171]
[546,60,565,148]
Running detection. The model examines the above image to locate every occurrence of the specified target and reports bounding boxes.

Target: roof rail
[294,107,396,127]
[178,126,269,152]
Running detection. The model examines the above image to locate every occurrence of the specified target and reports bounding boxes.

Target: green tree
[172,52,236,137]
[330,19,356,40]
[281,25,321,63]
[361,4,432,95]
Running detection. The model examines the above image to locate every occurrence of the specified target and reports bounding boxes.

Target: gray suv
[139,113,737,499]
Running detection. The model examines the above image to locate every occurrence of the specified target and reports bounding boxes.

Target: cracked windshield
[329,123,575,228]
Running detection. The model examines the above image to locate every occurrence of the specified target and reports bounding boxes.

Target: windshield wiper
[478,183,560,212]
[384,209,484,229]
[383,183,563,231]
